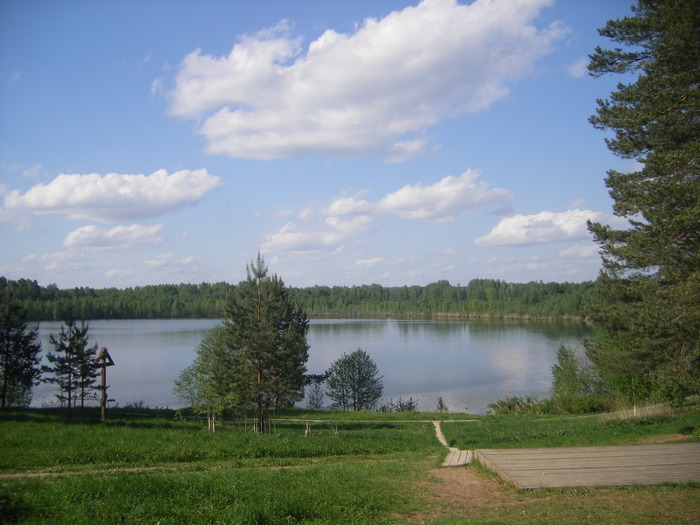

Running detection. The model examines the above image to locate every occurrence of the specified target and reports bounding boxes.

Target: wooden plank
[475,442,700,489]
[442,448,473,467]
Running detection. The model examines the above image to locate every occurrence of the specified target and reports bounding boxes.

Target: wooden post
[95,347,115,422]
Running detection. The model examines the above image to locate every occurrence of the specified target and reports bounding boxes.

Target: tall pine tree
[586,0,700,402]
[0,287,42,408]
[224,254,309,433]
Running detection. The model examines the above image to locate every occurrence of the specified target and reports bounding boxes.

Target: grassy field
[1,405,699,524]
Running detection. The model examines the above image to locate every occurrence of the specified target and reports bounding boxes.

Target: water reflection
[32,318,591,414]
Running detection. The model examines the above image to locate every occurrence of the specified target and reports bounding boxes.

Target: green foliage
[586,0,700,403]
[488,392,616,416]
[326,348,383,411]
[305,381,325,409]
[0,275,596,321]
[380,397,420,413]
[487,395,542,415]
[551,344,604,400]
[0,287,42,408]
[173,325,248,431]
[223,254,309,433]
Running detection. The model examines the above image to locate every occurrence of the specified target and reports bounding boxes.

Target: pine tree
[0,287,42,408]
[43,319,100,419]
[224,254,309,433]
[326,348,383,411]
[586,0,700,402]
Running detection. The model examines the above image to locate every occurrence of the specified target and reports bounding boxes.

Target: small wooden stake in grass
[95,347,115,422]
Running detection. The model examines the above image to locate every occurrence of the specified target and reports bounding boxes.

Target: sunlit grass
[2,406,699,524]
[0,410,443,472]
[441,408,700,450]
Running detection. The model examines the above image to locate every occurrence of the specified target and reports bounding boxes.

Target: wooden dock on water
[474,442,700,489]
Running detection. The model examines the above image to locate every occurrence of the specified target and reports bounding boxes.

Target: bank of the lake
[32,318,592,414]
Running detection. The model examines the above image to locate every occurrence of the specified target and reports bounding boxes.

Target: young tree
[436,397,450,414]
[0,287,42,408]
[174,325,252,432]
[43,319,100,419]
[586,0,700,402]
[326,348,383,411]
[224,254,309,433]
[305,382,325,410]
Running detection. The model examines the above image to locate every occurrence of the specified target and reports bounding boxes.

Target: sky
[0,0,637,289]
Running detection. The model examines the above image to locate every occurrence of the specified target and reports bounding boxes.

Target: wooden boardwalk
[475,442,700,489]
[432,421,474,467]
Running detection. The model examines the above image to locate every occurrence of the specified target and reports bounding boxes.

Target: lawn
[1,406,698,524]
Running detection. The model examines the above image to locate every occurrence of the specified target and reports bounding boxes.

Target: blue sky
[0,0,636,289]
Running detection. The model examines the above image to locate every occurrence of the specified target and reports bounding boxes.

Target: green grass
[0,415,443,472]
[1,406,699,524]
[2,461,428,524]
[440,407,700,450]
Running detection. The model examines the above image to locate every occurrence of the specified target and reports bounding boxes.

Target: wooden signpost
[95,347,115,421]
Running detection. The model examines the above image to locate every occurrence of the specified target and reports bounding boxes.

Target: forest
[0,276,594,321]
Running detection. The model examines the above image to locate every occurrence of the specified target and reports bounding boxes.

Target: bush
[487,395,542,415]
[539,394,617,414]
[380,397,419,413]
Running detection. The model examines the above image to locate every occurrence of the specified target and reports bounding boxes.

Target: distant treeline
[1,277,595,321]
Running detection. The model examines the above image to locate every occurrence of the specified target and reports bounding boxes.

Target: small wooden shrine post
[95,347,115,421]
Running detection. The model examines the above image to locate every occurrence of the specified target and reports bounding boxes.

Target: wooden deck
[475,442,700,489]
[442,449,473,467]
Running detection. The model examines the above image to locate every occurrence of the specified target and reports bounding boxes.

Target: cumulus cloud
[263,215,375,252]
[376,170,512,222]
[167,0,563,161]
[474,209,619,246]
[263,169,510,252]
[2,169,221,223]
[63,224,165,250]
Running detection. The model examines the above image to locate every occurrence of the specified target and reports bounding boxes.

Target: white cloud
[263,169,511,252]
[63,224,165,250]
[150,77,164,96]
[2,169,221,223]
[22,164,43,178]
[558,244,599,258]
[566,56,588,78]
[475,209,615,246]
[143,253,196,268]
[321,192,372,216]
[167,0,563,161]
[376,170,512,222]
[262,215,375,252]
[355,257,384,268]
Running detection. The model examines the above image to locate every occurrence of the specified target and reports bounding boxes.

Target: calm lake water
[32,318,592,414]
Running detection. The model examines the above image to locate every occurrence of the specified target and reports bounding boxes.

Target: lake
[31,318,592,414]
